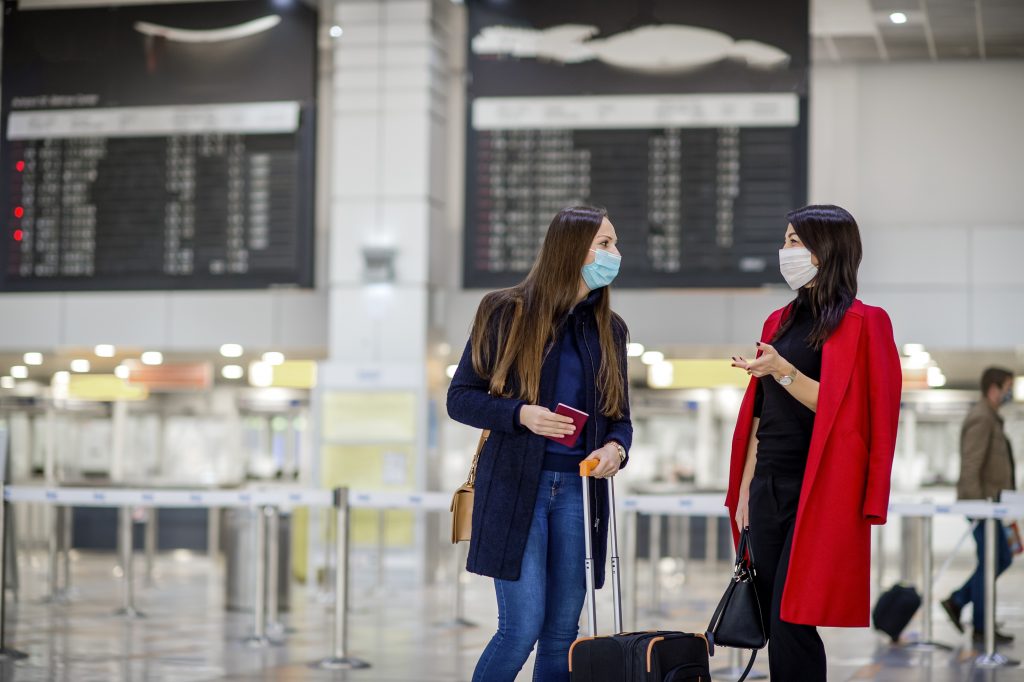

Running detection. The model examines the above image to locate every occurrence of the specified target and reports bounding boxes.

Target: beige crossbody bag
[449,430,490,544]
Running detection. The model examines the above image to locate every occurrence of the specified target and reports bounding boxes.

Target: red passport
[544,403,589,449]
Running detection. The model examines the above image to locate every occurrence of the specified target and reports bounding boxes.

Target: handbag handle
[735,526,757,574]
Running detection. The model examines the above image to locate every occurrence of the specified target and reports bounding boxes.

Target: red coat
[725,299,902,627]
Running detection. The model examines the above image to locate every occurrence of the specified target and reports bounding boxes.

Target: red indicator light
[15,161,25,172]
[13,207,24,218]
[13,229,23,242]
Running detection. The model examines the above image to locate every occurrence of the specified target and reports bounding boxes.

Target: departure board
[0,1,316,290]
[464,0,809,289]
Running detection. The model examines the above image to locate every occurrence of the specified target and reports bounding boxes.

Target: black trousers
[748,470,827,682]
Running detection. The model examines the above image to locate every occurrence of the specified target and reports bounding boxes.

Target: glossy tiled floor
[0,547,1022,681]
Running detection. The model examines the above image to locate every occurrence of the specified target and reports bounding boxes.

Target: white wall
[442,61,1024,353]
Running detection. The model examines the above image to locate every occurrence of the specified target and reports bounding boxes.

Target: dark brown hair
[981,367,1013,396]
[469,206,626,419]
[774,204,862,349]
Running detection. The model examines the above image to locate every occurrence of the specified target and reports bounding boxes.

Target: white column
[315,0,453,586]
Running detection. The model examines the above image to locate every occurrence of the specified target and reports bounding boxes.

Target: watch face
[778,376,793,386]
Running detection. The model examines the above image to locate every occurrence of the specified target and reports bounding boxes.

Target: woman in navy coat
[447,205,633,682]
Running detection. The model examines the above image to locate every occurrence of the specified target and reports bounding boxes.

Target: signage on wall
[0,0,317,291]
[463,0,809,288]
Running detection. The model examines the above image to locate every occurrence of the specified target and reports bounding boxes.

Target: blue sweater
[447,290,632,587]
[540,306,589,471]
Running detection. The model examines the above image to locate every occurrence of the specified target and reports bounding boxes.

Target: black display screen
[0,0,317,290]
[464,0,809,289]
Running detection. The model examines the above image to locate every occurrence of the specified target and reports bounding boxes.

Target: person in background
[728,205,902,681]
[941,367,1017,644]
[447,206,632,682]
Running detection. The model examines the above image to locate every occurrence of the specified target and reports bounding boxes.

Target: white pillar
[315,0,454,586]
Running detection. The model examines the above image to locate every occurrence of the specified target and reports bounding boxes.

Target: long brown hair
[469,206,627,419]
[774,204,862,349]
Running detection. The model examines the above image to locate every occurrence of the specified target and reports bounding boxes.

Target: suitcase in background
[568,460,712,682]
[872,584,922,642]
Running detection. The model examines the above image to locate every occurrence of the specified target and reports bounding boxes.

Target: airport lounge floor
[1,548,1022,682]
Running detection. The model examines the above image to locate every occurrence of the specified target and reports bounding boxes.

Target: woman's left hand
[732,342,792,380]
[583,443,621,479]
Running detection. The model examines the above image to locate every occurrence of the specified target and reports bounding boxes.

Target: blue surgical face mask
[581,249,621,290]
[1002,390,1014,406]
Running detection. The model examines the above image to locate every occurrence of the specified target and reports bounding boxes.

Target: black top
[753,304,823,477]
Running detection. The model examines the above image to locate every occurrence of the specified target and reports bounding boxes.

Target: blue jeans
[952,519,1014,631]
[473,470,587,682]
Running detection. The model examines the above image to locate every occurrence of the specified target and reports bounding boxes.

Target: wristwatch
[608,442,626,463]
[776,366,799,387]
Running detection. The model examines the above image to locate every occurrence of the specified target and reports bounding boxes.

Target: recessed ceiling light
[0,377,14,389]
[114,365,131,380]
[927,366,946,388]
[902,343,925,356]
[52,371,70,386]
[445,364,458,379]
[95,344,116,358]
[141,351,163,366]
[220,343,244,358]
[23,352,43,366]
[221,364,244,380]
[70,359,91,373]
[890,12,908,24]
[626,343,645,358]
[262,351,285,366]
[329,25,343,38]
[248,361,273,387]
[641,351,665,366]
[10,366,28,379]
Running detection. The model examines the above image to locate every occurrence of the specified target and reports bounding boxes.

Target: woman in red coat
[728,205,901,680]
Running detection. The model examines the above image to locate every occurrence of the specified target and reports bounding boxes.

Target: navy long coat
[446,291,633,588]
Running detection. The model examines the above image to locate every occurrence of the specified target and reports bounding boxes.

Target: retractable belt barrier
[2,485,1022,668]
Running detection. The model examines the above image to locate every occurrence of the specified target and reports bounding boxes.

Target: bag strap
[706,584,733,636]
[736,650,758,682]
[465,430,490,487]
[737,526,757,571]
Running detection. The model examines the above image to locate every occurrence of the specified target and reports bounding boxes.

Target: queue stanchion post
[42,505,61,603]
[0,482,27,660]
[904,514,951,651]
[265,506,289,642]
[60,506,72,597]
[623,508,638,631]
[114,506,143,619]
[437,539,476,629]
[975,511,1018,668]
[207,507,221,559]
[312,488,369,670]
[243,505,270,648]
[144,508,157,589]
[374,509,386,595]
[646,513,667,617]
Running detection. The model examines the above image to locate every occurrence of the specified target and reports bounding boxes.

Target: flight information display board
[0,0,316,290]
[464,0,809,289]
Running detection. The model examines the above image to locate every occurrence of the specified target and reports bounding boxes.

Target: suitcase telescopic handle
[579,459,623,637]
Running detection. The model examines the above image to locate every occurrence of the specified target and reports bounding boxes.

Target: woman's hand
[731,342,793,380]
[735,482,750,532]
[583,443,621,479]
[519,405,576,438]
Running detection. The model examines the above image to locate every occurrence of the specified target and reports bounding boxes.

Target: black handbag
[706,527,767,682]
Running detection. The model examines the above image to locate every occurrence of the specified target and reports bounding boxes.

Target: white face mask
[779,246,818,290]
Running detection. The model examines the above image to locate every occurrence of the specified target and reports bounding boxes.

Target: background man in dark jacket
[942,367,1017,644]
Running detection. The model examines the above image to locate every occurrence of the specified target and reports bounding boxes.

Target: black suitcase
[872,584,921,642]
[568,460,712,682]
